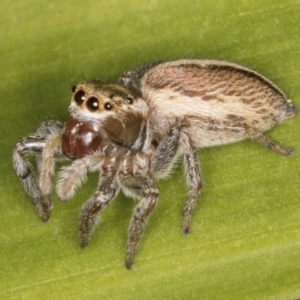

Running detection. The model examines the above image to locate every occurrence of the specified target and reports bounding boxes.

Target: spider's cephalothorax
[62,79,150,159]
[13,79,178,269]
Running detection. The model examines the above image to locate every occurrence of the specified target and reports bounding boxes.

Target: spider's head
[69,79,148,122]
[69,79,149,149]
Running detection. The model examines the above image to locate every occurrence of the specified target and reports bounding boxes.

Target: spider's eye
[71,85,76,93]
[126,96,134,104]
[86,97,99,112]
[104,102,113,110]
[74,90,85,106]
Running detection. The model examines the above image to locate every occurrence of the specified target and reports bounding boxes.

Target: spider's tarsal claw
[182,214,190,234]
[30,197,50,222]
[182,226,190,235]
[125,260,133,270]
[41,212,50,222]
[42,194,53,211]
[79,238,89,249]
[283,147,295,157]
[39,207,50,222]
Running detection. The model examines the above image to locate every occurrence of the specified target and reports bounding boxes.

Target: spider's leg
[151,122,181,178]
[13,138,48,220]
[120,173,159,269]
[150,118,202,234]
[118,61,161,92]
[244,125,294,156]
[79,174,119,248]
[179,127,203,235]
[188,116,294,156]
[38,135,63,210]
[57,150,117,247]
[12,120,65,221]
[56,151,105,201]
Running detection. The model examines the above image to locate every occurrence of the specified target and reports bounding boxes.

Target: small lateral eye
[74,90,86,106]
[104,102,113,110]
[71,85,76,93]
[126,96,134,104]
[86,97,99,112]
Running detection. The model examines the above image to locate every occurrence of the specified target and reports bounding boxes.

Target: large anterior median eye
[74,90,85,106]
[86,97,99,112]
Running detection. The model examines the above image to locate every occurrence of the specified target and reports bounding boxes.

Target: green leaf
[1,0,300,299]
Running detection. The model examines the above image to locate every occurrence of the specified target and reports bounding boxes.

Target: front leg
[56,151,114,247]
[12,120,65,221]
[79,174,119,248]
[56,150,105,201]
[38,136,62,210]
[120,173,159,269]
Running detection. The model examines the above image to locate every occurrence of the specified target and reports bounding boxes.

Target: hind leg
[244,126,294,156]
[187,115,294,156]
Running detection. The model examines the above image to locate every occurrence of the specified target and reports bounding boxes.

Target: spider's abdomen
[140,60,296,147]
[62,119,103,159]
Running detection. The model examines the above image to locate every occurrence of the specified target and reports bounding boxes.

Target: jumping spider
[13,59,296,269]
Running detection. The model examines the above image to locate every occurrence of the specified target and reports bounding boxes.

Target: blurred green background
[1,0,300,299]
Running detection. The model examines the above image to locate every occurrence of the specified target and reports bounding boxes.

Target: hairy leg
[179,128,203,234]
[120,173,159,269]
[187,115,294,156]
[13,142,48,220]
[119,61,161,93]
[151,122,181,178]
[39,136,62,210]
[12,120,64,221]
[244,125,294,156]
[56,151,105,201]
[149,118,203,234]
[79,174,119,248]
